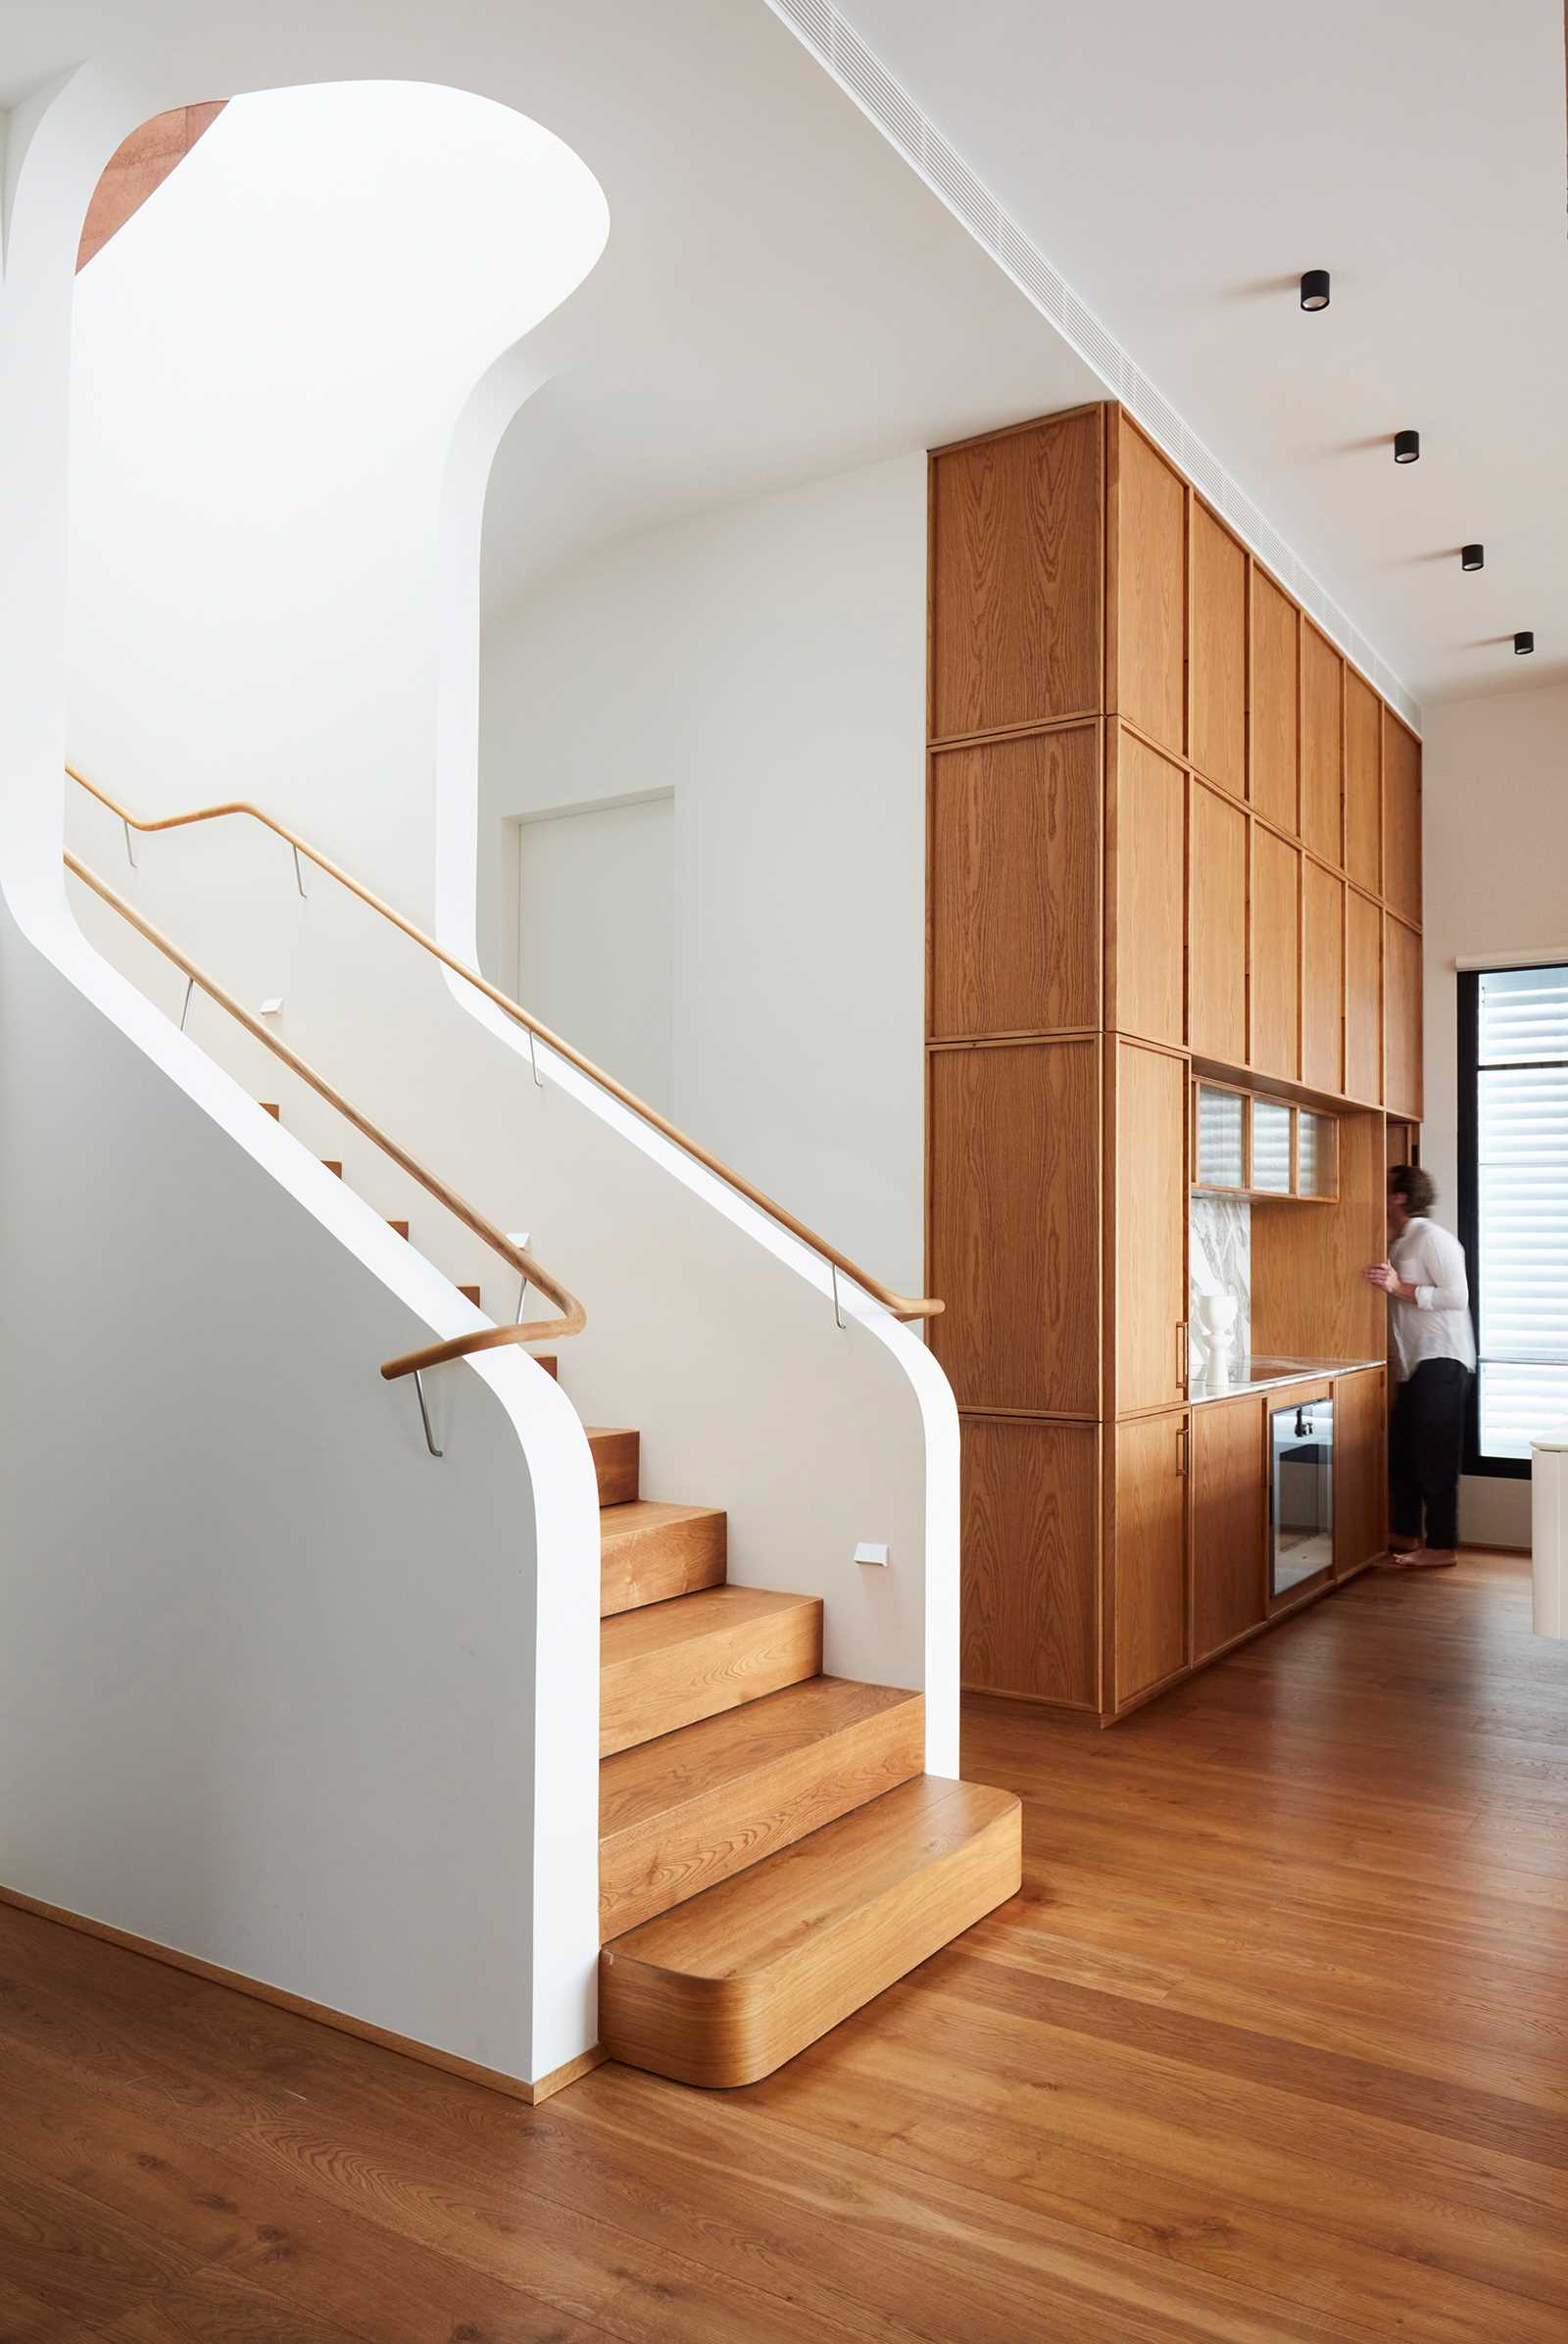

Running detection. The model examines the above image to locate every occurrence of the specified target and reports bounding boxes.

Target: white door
[515,793,674,1112]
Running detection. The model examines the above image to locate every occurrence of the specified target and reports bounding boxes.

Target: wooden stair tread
[600,1775,1021,2087]
[600,1500,727,1617]
[599,1676,924,1937]
[587,1427,639,1507]
[600,1586,821,1759]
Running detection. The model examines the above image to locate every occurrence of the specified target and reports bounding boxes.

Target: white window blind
[1476,964,1568,1458]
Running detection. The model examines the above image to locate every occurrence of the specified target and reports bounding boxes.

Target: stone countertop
[1187,1355,1386,1406]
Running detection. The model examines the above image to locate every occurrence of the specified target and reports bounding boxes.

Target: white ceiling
[834,0,1568,705]
[12,0,1562,708]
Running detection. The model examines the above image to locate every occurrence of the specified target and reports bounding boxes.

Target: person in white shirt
[1363,1164,1476,1570]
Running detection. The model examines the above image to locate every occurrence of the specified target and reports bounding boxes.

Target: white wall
[1422,680,1568,1547]
[480,454,930,1297]
[67,82,609,919]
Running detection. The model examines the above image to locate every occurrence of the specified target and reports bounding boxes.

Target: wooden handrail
[66,764,942,1322]
[64,851,586,1382]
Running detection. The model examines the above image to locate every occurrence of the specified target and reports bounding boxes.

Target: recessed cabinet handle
[1176,1423,1189,1478]
[1177,1320,1190,1390]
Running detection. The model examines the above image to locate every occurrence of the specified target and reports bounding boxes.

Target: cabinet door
[1250,826,1300,1080]
[929,724,1100,1039]
[1114,1042,1188,1413]
[961,1418,1100,1705]
[1250,568,1299,834]
[1300,626,1344,867]
[1189,781,1248,1063]
[1385,913,1423,1119]
[930,411,1103,739]
[1109,728,1185,1048]
[1191,1397,1266,1663]
[1383,711,1422,927]
[1334,1368,1387,1577]
[929,1039,1101,1414]
[1344,668,1382,895]
[1190,503,1247,798]
[1345,886,1383,1102]
[1112,415,1186,758]
[1114,1411,1189,1703]
[1300,859,1345,1097]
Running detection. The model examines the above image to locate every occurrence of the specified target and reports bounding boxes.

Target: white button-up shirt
[1389,1216,1477,1382]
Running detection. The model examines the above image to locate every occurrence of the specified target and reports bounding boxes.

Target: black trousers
[1390,1358,1471,1550]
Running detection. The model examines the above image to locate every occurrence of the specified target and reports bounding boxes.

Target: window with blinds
[1466,963,1568,1466]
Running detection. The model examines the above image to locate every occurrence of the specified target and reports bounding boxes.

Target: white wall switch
[854,1540,891,1568]
[259,997,284,1016]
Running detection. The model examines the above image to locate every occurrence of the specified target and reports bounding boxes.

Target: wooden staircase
[591,1422,1021,2088]
[260,1099,1021,2087]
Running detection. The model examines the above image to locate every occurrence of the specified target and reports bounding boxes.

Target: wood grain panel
[1113,1411,1188,1702]
[1385,911,1423,1119]
[960,1416,1100,1705]
[600,1587,822,1758]
[1383,712,1422,926]
[1333,1366,1387,1577]
[1189,504,1247,798]
[929,724,1099,1038]
[1345,886,1383,1103]
[1188,781,1248,1064]
[1107,727,1185,1048]
[600,1777,1022,2088]
[1251,1109,1387,1361]
[928,1040,1100,1414]
[588,1428,640,1507]
[1113,1042,1188,1415]
[599,1677,924,1937]
[1249,569,1299,834]
[1110,415,1186,757]
[1344,666,1382,894]
[1300,860,1345,1097]
[1300,626,1344,867]
[1249,827,1299,1080]
[1190,1396,1267,1664]
[601,1503,727,1618]
[930,412,1103,739]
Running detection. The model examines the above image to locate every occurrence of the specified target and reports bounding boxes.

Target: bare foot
[1389,1534,1422,1553]
[1404,1548,1457,1571]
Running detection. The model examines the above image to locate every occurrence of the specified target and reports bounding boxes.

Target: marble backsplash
[1190,1193,1251,1376]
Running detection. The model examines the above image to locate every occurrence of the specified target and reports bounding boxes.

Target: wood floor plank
[3,1552,1564,2340]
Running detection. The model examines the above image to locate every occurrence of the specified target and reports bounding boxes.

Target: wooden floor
[4,1551,1566,2342]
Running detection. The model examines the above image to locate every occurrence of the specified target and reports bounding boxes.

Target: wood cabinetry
[929,409,1102,740]
[1250,569,1299,835]
[1345,887,1383,1104]
[1334,1367,1387,1579]
[1190,1397,1266,1664]
[1108,729,1185,1047]
[1113,1412,1189,1703]
[1189,779,1248,1063]
[1112,1042,1188,1415]
[1301,859,1345,1097]
[1344,668,1382,894]
[1300,625,1344,866]
[1250,826,1300,1080]
[1382,711,1422,927]
[928,1040,1100,1415]
[1109,415,1186,758]
[927,400,1421,1723]
[929,724,1100,1038]
[1189,502,1247,798]
[1385,913,1423,1119]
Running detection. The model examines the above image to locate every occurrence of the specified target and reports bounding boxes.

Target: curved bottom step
[599,1775,1021,2088]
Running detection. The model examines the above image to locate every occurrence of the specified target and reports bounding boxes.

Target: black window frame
[1457,963,1568,1479]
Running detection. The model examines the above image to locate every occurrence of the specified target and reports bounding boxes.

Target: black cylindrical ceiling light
[1299,269,1331,313]
[1514,630,1535,656]
[1394,429,1421,464]
[1461,543,1485,571]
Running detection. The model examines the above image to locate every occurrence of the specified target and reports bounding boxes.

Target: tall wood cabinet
[927,402,1420,1721]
